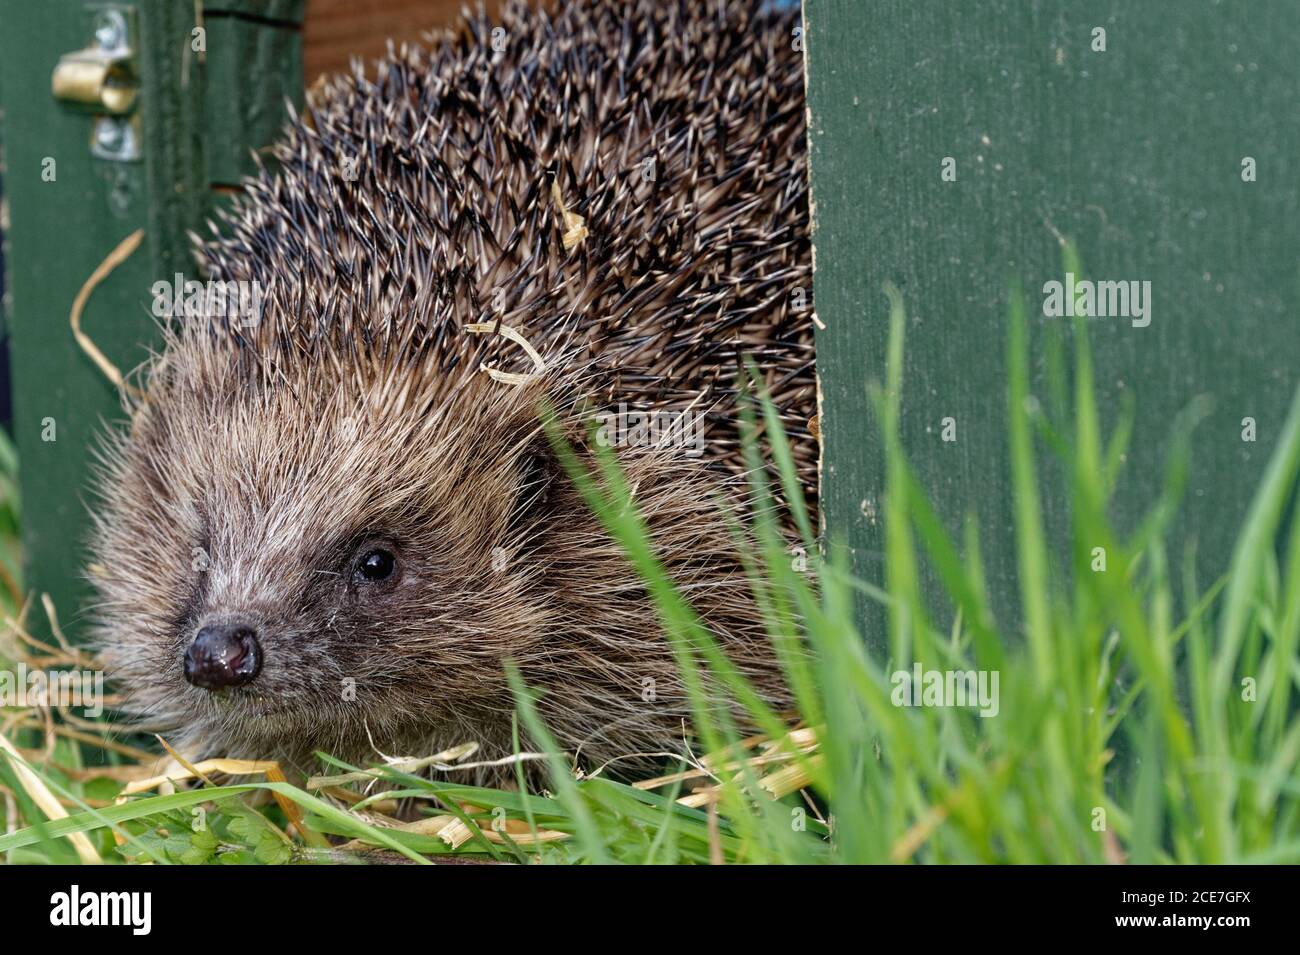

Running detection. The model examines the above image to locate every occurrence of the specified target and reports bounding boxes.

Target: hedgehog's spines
[186,0,814,497]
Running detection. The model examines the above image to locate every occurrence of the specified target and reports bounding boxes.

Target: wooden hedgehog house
[0,0,1295,648]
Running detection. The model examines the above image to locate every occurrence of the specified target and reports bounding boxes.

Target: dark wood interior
[304,0,503,82]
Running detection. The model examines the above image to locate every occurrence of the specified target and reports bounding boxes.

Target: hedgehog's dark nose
[184,624,261,690]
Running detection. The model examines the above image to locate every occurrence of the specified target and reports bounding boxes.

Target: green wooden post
[0,0,303,638]
[803,0,1298,649]
[203,1,305,187]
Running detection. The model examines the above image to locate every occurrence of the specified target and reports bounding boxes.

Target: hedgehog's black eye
[356,548,396,583]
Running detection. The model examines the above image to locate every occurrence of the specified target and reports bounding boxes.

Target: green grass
[1,252,1298,864]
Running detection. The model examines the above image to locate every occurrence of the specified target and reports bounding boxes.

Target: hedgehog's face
[92,363,582,760]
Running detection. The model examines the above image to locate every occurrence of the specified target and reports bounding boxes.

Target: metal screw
[95,118,126,153]
[93,10,128,51]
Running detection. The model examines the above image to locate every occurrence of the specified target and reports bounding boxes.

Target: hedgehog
[89,0,815,782]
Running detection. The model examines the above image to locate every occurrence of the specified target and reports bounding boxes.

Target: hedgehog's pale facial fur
[89,0,812,780]
[92,331,784,776]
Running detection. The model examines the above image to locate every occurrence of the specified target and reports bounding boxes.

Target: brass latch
[51,6,141,161]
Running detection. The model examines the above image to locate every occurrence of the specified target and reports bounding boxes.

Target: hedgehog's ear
[507,440,557,530]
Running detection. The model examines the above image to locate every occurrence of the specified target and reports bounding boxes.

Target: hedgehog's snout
[184,622,262,691]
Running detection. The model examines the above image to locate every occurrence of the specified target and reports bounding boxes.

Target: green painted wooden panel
[803,0,1299,649]
[0,1,302,638]
[204,3,304,185]
[207,0,304,21]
